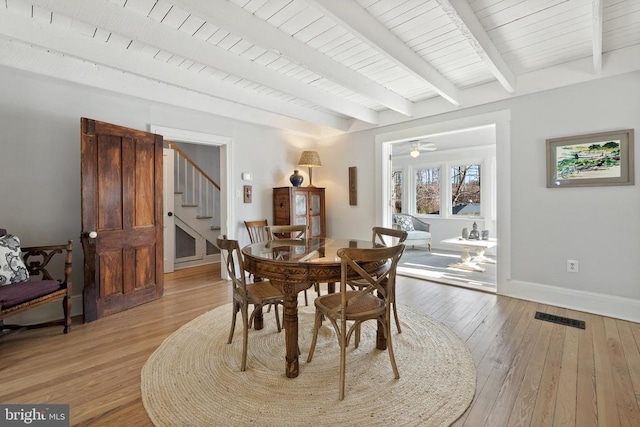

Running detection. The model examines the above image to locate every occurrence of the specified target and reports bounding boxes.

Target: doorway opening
[376,110,511,295]
[151,125,232,279]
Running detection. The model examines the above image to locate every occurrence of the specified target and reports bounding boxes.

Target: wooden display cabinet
[273,187,326,238]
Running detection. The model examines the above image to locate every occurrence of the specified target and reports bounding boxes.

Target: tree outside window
[451,164,481,216]
[392,170,403,213]
[415,167,440,214]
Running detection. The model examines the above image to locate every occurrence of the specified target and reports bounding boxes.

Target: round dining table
[242,237,386,378]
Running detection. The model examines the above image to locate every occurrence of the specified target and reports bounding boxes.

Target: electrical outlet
[567,259,579,273]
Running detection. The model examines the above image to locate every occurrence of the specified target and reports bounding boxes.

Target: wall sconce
[298,151,322,187]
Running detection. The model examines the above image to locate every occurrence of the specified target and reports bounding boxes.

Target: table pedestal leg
[448,246,486,272]
[472,248,496,264]
[253,306,263,330]
[283,293,299,378]
[376,325,387,350]
[252,276,264,330]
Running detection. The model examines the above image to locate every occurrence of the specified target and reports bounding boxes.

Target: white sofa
[392,213,432,251]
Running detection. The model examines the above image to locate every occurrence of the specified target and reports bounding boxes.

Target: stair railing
[167,140,220,225]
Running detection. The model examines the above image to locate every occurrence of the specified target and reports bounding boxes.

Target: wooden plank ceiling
[0,0,639,136]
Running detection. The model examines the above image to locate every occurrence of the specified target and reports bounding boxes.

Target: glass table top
[242,237,381,264]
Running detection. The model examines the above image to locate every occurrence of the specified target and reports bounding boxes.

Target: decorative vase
[289,170,303,187]
[461,228,469,239]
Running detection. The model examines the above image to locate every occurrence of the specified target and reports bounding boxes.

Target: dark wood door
[81,118,164,322]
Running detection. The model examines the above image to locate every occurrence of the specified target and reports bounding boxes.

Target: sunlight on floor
[398,249,497,294]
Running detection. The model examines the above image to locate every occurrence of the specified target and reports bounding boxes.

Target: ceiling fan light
[410,148,420,158]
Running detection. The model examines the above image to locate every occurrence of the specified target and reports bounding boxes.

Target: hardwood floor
[1,264,639,426]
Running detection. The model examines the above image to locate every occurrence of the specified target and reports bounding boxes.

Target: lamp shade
[298,151,322,167]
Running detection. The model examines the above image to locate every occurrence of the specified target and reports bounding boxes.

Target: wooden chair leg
[240,304,249,372]
[385,317,400,379]
[306,310,323,363]
[339,322,347,401]
[63,296,71,334]
[227,301,239,344]
[392,302,402,334]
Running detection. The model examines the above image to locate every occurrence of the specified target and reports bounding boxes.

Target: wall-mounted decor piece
[349,166,357,205]
[546,129,634,188]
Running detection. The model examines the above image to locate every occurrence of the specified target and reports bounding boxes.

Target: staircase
[169,141,221,269]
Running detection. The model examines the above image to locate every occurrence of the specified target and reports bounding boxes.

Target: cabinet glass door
[309,192,323,237]
[310,216,321,237]
[310,194,321,215]
[294,193,308,230]
[295,194,307,216]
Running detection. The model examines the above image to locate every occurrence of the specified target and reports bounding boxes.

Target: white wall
[0,65,313,318]
[2,64,638,322]
[316,71,640,322]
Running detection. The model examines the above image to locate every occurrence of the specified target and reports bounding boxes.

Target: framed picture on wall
[546,129,634,188]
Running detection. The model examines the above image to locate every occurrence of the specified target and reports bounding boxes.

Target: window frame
[449,162,483,218]
[405,157,487,220]
[411,163,443,216]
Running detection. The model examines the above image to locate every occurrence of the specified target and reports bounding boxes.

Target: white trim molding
[150,124,233,281]
[150,125,232,146]
[505,280,640,323]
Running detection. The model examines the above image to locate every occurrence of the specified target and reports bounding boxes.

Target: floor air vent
[534,312,585,329]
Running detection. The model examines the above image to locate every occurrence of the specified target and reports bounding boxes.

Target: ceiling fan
[408,141,437,158]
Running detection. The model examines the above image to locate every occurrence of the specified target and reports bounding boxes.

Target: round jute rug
[141,303,476,427]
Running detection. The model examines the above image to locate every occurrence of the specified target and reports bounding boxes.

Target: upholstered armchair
[392,213,432,251]
[0,228,73,337]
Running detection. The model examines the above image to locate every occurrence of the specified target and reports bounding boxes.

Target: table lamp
[298,151,322,187]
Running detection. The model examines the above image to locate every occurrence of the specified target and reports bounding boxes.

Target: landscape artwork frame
[546,129,634,188]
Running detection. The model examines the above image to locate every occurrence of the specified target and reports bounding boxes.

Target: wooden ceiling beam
[171,0,414,117]
[443,0,516,93]
[26,0,379,124]
[310,0,462,106]
[0,36,326,136]
[592,0,604,74]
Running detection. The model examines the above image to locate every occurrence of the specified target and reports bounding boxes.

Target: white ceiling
[391,123,495,156]
[1,0,639,137]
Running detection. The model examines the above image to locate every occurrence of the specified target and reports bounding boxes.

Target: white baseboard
[503,279,640,323]
[2,294,83,326]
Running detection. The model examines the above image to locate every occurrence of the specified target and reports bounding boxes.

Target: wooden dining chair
[244,219,269,244]
[306,244,405,400]
[348,226,408,333]
[265,224,305,240]
[265,224,320,305]
[216,235,283,372]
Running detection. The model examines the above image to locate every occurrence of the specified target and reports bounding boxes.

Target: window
[392,170,403,213]
[451,164,481,216]
[415,167,440,214]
